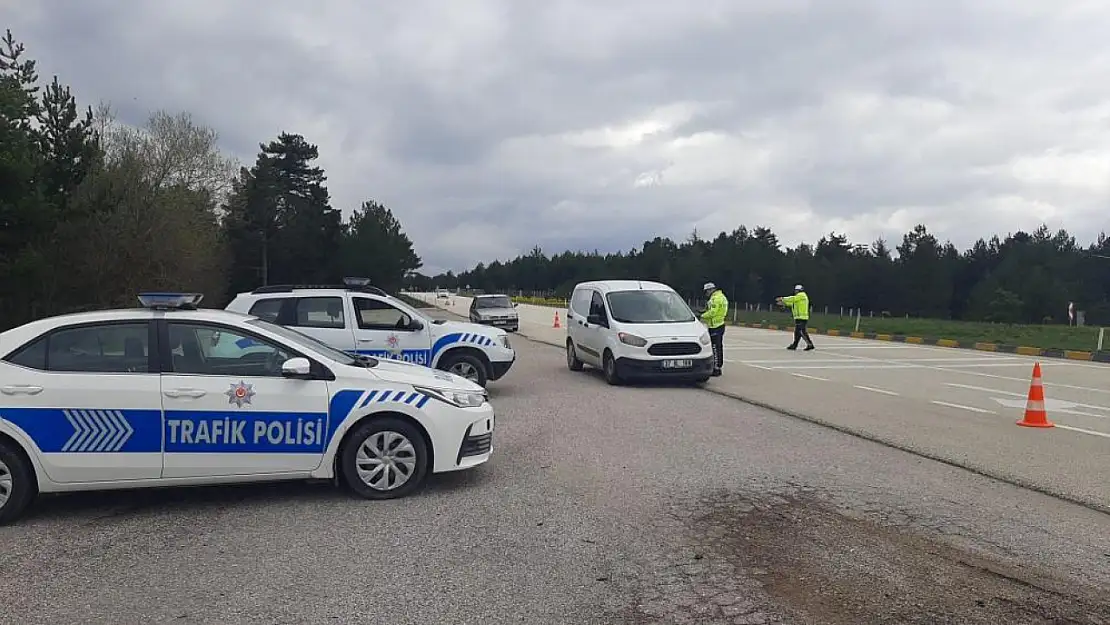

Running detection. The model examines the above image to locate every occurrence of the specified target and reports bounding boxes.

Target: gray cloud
[9,0,1110,274]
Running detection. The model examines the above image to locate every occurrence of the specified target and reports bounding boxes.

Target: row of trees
[1,29,421,331]
[418,225,1110,326]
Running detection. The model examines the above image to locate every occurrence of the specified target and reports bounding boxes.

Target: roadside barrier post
[1098,327,1105,352]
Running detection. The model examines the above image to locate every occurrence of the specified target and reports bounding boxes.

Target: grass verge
[734,309,1102,353]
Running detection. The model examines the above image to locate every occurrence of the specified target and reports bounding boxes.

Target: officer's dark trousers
[708,325,725,370]
[790,319,813,348]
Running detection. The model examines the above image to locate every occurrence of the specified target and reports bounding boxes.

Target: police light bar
[342,277,372,287]
[137,292,204,310]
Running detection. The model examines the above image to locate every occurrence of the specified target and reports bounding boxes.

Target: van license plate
[662,359,693,369]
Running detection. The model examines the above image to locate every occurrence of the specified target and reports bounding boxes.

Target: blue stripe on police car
[1,388,427,455]
[1,407,162,453]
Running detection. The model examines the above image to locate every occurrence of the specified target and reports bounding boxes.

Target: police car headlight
[617,332,647,347]
[415,386,487,408]
[499,335,511,349]
[699,332,711,345]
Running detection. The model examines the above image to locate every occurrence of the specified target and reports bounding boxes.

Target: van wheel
[0,440,36,526]
[339,417,429,500]
[438,351,489,387]
[566,340,584,371]
[603,351,622,386]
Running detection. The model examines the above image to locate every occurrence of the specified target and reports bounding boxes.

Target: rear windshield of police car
[605,290,696,324]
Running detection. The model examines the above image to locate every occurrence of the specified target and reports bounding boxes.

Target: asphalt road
[422,293,1110,513]
[1,304,1108,624]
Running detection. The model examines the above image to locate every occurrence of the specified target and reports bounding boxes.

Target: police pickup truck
[0,293,495,525]
[225,279,515,388]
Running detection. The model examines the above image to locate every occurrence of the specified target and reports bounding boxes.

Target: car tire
[0,440,36,526]
[438,351,489,387]
[602,351,622,386]
[339,417,430,500]
[566,339,584,371]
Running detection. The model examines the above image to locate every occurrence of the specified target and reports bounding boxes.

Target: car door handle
[1,385,43,395]
[357,338,375,343]
[163,388,206,398]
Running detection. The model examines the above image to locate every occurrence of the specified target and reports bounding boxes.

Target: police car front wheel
[0,440,36,525]
[339,417,430,500]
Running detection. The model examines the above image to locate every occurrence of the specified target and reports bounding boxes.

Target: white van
[564,280,715,385]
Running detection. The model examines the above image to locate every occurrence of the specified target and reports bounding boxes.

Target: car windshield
[605,290,696,324]
[245,318,374,367]
[475,296,512,309]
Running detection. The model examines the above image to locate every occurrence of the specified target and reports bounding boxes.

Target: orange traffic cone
[1016,362,1054,428]
[553,311,561,328]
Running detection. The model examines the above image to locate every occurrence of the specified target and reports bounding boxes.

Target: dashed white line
[854,385,900,396]
[931,400,995,414]
[791,372,828,381]
[1055,424,1110,439]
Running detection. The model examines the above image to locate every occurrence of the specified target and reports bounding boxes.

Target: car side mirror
[512,302,518,308]
[407,319,424,331]
[281,357,312,378]
[587,313,605,326]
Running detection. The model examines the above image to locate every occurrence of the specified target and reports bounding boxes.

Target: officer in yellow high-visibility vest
[776,284,815,351]
[701,282,728,376]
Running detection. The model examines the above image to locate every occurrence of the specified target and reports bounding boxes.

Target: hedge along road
[414,293,1110,514]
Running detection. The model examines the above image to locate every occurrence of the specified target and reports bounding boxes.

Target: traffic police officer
[701,282,728,376]
[776,284,814,351]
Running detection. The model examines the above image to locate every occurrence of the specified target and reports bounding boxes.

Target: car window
[4,336,47,370]
[352,298,413,330]
[248,298,286,323]
[292,297,345,329]
[245,318,362,366]
[605,290,696,323]
[167,323,295,377]
[570,289,591,315]
[589,291,608,319]
[35,323,151,373]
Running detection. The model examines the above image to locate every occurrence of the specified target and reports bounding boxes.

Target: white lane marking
[947,383,1110,414]
[814,350,1110,396]
[925,363,1034,368]
[791,372,828,381]
[854,385,900,396]
[768,364,917,370]
[988,398,1110,420]
[736,357,1022,365]
[1055,424,1110,439]
[743,363,774,370]
[931,400,995,414]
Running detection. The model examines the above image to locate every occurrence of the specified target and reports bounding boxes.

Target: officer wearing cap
[776,284,814,351]
[701,282,728,376]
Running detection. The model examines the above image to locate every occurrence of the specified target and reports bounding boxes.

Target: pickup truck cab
[226,281,515,387]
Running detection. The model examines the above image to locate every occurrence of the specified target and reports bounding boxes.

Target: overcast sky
[9,0,1110,274]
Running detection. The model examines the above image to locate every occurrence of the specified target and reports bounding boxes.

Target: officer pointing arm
[776,284,814,351]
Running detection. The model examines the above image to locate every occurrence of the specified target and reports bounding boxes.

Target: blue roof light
[137,292,204,310]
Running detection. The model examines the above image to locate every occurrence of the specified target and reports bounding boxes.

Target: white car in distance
[0,292,495,525]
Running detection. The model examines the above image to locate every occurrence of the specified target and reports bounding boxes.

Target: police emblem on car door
[225,381,255,407]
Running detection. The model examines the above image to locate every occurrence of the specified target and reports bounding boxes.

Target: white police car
[0,293,495,525]
[224,278,516,388]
